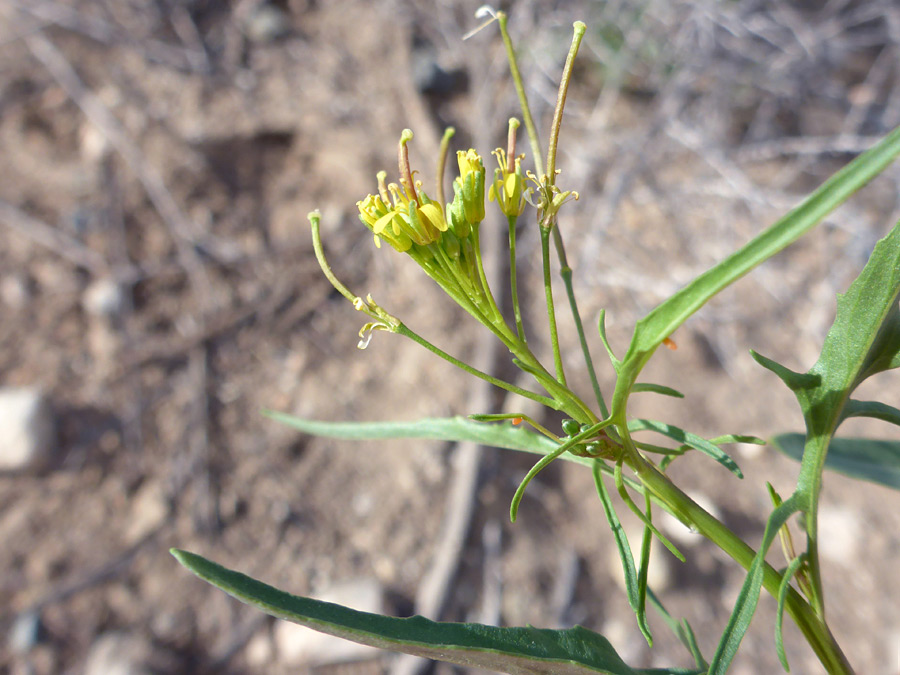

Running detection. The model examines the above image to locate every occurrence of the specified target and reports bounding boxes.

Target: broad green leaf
[627,419,742,478]
[632,383,684,398]
[171,549,702,675]
[610,126,900,417]
[772,433,900,491]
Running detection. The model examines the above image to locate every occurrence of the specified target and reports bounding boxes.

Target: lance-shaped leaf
[172,549,703,675]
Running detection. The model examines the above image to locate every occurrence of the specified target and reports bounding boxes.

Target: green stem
[395,323,558,409]
[545,22,586,188]
[553,225,609,418]
[540,225,566,385]
[497,12,544,177]
[309,212,358,305]
[507,214,526,341]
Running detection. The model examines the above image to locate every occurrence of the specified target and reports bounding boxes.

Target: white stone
[0,388,56,471]
[80,122,110,162]
[245,629,274,667]
[84,632,180,675]
[84,633,152,675]
[125,482,169,544]
[608,526,671,593]
[244,5,291,43]
[274,577,384,666]
[8,611,41,654]
[0,275,29,308]
[83,278,125,318]
[817,505,860,566]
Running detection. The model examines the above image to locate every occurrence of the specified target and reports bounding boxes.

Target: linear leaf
[646,589,707,671]
[172,549,702,675]
[266,412,665,499]
[265,411,559,453]
[775,555,806,672]
[632,383,685,398]
[628,419,742,478]
[592,463,651,645]
[709,496,803,675]
[772,433,900,491]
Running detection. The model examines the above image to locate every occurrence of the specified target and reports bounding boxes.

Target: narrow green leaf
[171,549,702,675]
[633,441,685,456]
[775,555,806,672]
[708,434,766,446]
[611,127,900,421]
[626,127,900,369]
[265,411,559,453]
[772,433,900,491]
[632,383,685,398]
[628,419,743,478]
[592,463,652,645]
[709,496,803,675]
[614,461,685,563]
[511,419,614,522]
[598,309,621,371]
[646,589,707,671]
[637,493,653,649]
[838,399,900,428]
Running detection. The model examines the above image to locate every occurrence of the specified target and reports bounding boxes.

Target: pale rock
[125,482,169,544]
[83,277,126,318]
[83,632,180,675]
[8,611,42,654]
[274,577,384,666]
[80,122,110,162]
[0,388,56,471]
[817,505,860,566]
[244,4,291,43]
[245,628,274,667]
[608,526,671,593]
[1,275,29,308]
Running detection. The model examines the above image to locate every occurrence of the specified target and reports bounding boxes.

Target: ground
[1,1,900,673]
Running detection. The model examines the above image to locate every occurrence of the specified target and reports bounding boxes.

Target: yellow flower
[488,148,527,217]
[446,149,485,238]
[357,171,448,251]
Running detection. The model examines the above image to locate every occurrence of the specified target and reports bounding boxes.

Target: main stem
[634,459,854,674]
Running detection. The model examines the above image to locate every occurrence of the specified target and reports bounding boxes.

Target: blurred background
[1,1,899,673]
